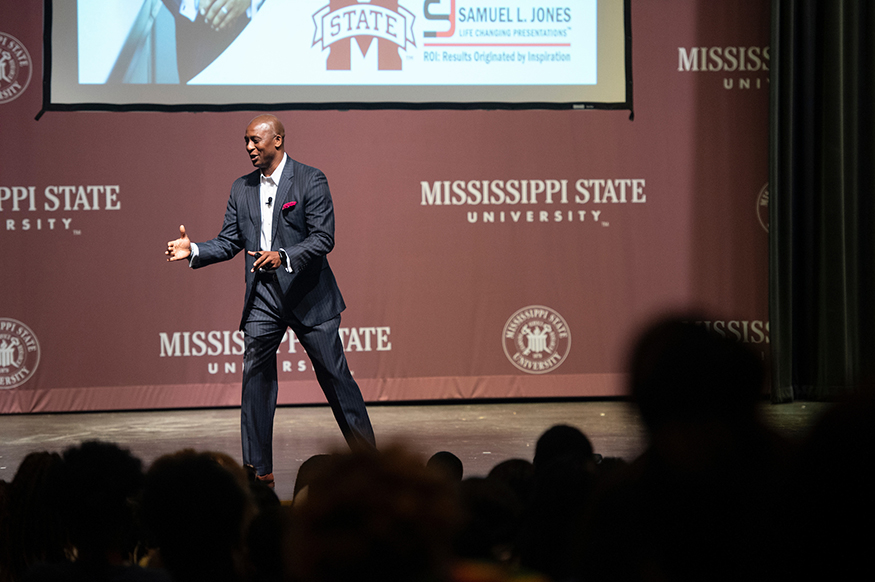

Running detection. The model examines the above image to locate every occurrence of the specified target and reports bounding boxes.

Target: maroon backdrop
[0,0,770,413]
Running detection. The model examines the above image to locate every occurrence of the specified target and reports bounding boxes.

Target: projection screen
[45,0,631,111]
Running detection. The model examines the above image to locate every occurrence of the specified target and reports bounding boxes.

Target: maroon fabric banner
[0,0,770,413]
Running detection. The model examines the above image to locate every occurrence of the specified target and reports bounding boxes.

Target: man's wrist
[278,248,293,273]
[188,242,199,267]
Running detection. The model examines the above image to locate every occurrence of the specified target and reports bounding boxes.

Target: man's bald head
[249,114,285,143]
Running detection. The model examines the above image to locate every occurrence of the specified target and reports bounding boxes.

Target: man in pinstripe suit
[166,114,375,486]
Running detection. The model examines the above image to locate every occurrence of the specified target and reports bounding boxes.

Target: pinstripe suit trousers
[241,275,375,475]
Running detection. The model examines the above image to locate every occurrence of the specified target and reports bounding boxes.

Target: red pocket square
[282,201,296,211]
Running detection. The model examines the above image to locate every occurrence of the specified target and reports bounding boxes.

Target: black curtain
[770,0,875,402]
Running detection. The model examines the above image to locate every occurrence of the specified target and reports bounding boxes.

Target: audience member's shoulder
[24,562,172,582]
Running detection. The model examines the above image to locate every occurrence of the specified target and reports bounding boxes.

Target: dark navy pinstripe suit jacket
[193,154,346,329]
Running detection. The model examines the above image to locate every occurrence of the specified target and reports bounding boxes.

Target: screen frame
[39,0,633,117]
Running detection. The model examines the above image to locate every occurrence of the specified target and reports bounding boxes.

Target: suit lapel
[245,171,261,239]
[271,155,295,248]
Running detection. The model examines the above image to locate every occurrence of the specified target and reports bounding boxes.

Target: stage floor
[0,400,829,501]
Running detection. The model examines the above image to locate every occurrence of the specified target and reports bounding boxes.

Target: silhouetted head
[628,316,764,433]
[142,450,253,582]
[487,458,535,504]
[427,451,464,483]
[455,477,522,563]
[533,424,594,475]
[294,454,336,499]
[61,440,144,561]
[7,451,67,577]
[286,446,460,582]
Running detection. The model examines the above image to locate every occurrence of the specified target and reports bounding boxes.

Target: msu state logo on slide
[0,318,40,389]
[0,32,32,104]
[313,1,416,70]
[503,306,571,374]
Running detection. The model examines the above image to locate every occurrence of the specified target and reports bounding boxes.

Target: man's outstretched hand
[166,225,192,262]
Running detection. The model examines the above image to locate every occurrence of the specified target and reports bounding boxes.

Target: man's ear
[275,134,284,149]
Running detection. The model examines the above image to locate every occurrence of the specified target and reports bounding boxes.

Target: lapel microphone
[267,197,273,207]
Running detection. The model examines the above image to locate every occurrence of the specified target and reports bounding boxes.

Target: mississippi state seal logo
[502,306,571,374]
[0,32,33,104]
[0,318,40,389]
[757,183,769,233]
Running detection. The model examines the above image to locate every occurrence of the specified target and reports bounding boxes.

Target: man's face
[244,121,282,173]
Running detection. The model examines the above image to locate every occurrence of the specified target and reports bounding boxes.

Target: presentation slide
[48,0,629,108]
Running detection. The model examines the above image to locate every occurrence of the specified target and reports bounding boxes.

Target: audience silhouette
[1,315,865,582]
